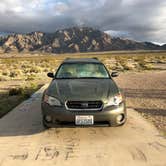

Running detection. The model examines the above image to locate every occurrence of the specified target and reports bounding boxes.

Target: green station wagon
[41,58,127,128]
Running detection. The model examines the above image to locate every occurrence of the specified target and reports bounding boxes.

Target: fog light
[45,115,52,122]
[116,114,124,123]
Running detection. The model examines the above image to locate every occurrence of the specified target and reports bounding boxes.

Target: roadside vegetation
[0,82,43,118]
[0,51,166,81]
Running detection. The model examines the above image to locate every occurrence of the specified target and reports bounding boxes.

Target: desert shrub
[9,88,23,96]
[122,64,130,70]
[12,64,19,69]
[15,69,23,76]
[21,64,27,68]
[155,58,166,64]
[22,68,31,74]
[122,62,136,70]
[43,68,50,72]
[106,64,117,71]
[135,57,150,70]
[25,74,36,81]
[29,66,42,73]
[2,70,10,76]
[21,62,32,69]
[114,62,124,71]
[135,56,148,70]
[9,71,18,78]
[8,83,39,97]
[40,59,50,63]
[40,62,50,68]
[141,63,153,70]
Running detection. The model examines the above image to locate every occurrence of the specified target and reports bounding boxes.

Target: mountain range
[0,27,165,54]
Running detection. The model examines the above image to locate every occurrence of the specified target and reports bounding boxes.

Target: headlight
[44,95,61,106]
[106,93,123,106]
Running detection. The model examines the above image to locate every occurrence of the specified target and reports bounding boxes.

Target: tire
[42,118,50,129]
[109,119,126,127]
[109,115,127,127]
[118,121,126,126]
[42,117,60,129]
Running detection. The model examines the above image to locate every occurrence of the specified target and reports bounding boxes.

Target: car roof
[63,58,101,63]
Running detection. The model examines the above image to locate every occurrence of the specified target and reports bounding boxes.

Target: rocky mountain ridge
[0,27,165,53]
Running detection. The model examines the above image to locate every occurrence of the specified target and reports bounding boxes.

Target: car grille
[65,101,103,111]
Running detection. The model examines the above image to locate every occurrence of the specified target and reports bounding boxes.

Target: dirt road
[0,81,166,166]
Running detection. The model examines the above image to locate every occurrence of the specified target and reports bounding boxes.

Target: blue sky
[0,0,166,44]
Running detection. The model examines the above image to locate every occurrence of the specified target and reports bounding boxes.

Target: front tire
[109,119,126,127]
[42,117,50,129]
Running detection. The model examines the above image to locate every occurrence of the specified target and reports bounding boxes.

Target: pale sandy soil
[114,71,166,134]
[0,85,166,166]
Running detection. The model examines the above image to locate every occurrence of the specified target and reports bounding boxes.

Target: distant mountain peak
[0,27,165,54]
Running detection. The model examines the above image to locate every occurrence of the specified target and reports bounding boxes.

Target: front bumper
[41,102,127,127]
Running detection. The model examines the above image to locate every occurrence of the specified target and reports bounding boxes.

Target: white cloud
[105,30,131,38]
[0,0,166,43]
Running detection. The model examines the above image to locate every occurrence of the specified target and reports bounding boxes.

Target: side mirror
[111,72,119,77]
[47,72,54,78]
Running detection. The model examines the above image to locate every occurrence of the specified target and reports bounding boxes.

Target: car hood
[47,79,119,102]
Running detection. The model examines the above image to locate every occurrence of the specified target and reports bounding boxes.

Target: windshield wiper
[77,77,99,79]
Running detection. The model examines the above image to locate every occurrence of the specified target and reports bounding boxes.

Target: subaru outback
[41,58,126,128]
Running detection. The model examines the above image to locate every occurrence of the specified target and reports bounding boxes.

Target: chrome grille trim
[65,101,103,111]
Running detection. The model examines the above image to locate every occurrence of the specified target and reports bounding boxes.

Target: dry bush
[8,83,39,97]
[2,70,10,76]
[25,74,36,81]
[9,71,18,78]
[29,66,42,73]
[141,63,154,70]
[9,88,23,96]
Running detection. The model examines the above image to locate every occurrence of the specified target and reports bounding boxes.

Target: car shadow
[0,89,45,137]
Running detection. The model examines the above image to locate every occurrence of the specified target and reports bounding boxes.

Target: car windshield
[56,63,110,79]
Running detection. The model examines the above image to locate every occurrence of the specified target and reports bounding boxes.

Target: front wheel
[109,118,127,127]
[42,118,50,129]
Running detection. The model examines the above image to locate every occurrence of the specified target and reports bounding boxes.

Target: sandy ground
[0,83,166,166]
[114,71,166,133]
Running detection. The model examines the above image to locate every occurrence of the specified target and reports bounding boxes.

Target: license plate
[75,115,94,125]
